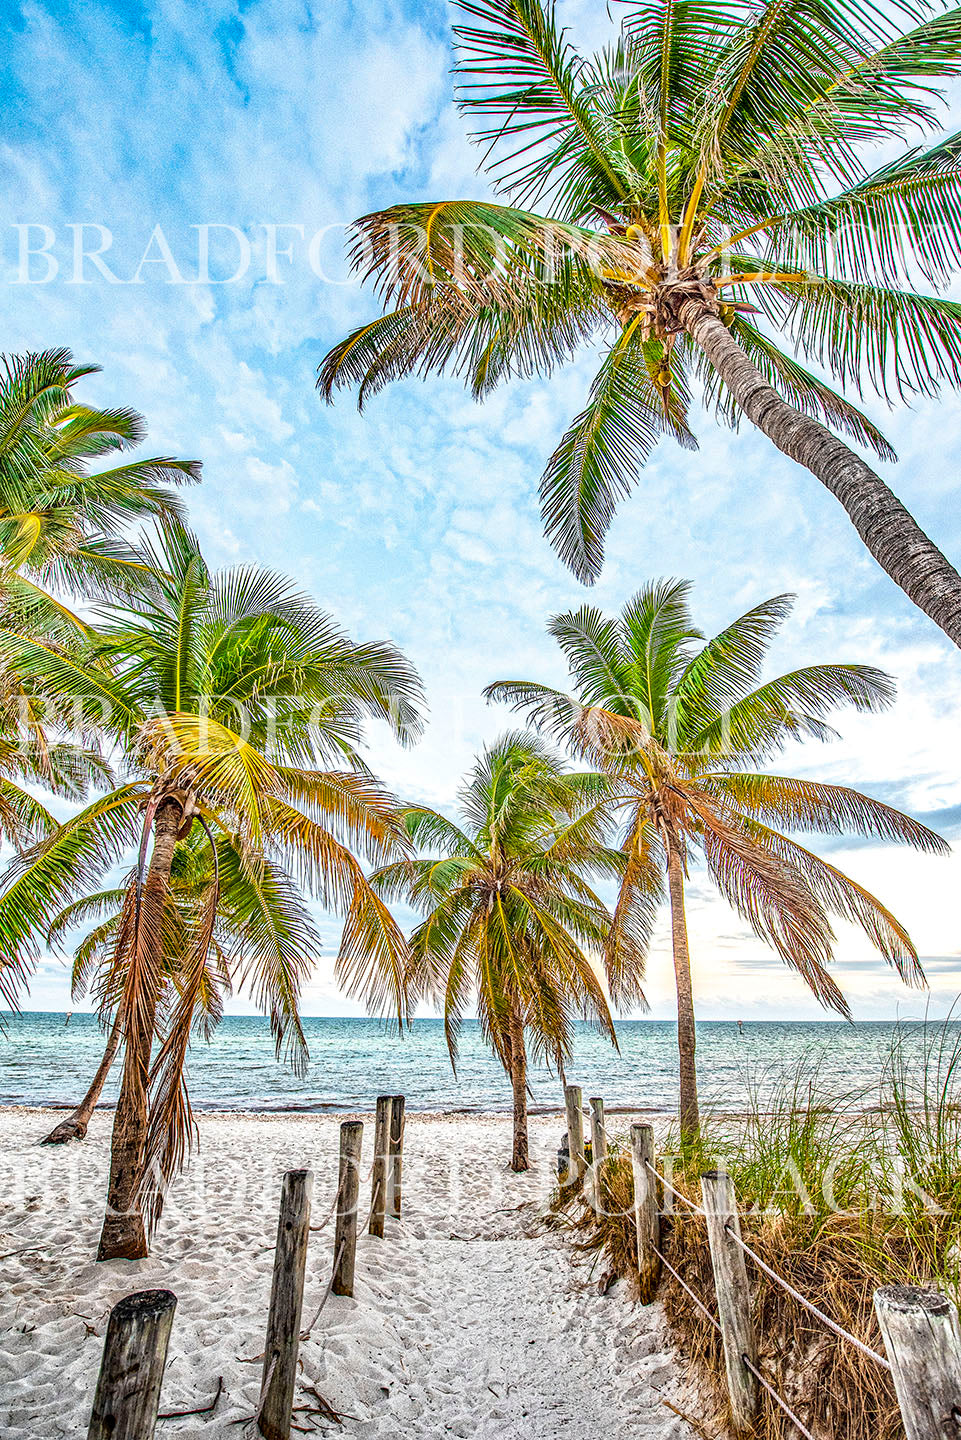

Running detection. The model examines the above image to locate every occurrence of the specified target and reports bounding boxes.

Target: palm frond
[540,323,696,582]
[688,662,895,760]
[765,131,961,288]
[217,838,318,1070]
[772,278,961,402]
[704,771,949,852]
[452,0,630,210]
[672,593,795,746]
[738,814,926,986]
[0,787,144,1003]
[692,793,849,1013]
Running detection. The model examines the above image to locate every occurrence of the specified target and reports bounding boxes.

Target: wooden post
[630,1123,661,1304]
[875,1285,961,1440]
[564,1084,585,1184]
[369,1095,393,1238]
[332,1120,364,1297]
[589,1096,607,1212]
[388,1094,406,1219]
[258,1169,313,1440]
[87,1289,176,1440]
[701,1170,759,1437]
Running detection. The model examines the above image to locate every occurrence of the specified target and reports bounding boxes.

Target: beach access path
[0,1110,696,1438]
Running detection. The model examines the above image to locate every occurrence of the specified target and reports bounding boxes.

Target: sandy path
[0,1110,695,1438]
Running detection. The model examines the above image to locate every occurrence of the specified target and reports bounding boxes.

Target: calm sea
[0,1012,940,1115]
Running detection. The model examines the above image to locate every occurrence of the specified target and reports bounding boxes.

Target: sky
[1,0,960,1021]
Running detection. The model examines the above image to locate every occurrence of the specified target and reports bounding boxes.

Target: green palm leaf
[540,324,696,581]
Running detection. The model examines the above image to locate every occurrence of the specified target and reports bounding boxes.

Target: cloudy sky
[2,0,960,1020]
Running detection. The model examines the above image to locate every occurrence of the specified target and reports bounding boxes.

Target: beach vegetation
[575,1021,961,1440]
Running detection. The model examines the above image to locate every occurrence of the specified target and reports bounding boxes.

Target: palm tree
[0,524,424,1257]
[0,348,198,615]
[39,830,243,1145]
[319,0,961,648]
[487,581,948,1139]
[0,347,200,847]
[373,732,633,1170]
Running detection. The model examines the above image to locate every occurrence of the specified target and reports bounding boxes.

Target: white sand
[0,1109,699,1438]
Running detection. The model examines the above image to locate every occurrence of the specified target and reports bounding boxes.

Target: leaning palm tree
[39,829,247,1145]
[0,524,424,1257]
[488,581,948,1139]
[373,732,633,1170]
[0,347,199,611]
[320,0,961,647]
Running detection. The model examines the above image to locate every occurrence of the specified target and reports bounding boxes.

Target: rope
[651,1239,721,1333]
[645,1161,706,1215]
[254,1354,278,1423]
[650,1233,818,1440]
[300,1238,347,1339]
[724,1223,891,1372]
[742,1354,817,1440]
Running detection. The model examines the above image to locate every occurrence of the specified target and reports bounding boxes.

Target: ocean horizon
[0,1011,946,1116]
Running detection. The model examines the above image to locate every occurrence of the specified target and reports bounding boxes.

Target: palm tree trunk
[666,843,700,1143]
[679,297,961,649]
[40,1012,122,1144]
[97,797,182,1261]
[509,1000,530,1172]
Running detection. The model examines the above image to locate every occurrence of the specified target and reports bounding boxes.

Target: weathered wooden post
[875,1285,961,1440]
[589,1096,607,1212]
[258,1169,313,1440]
[564,1084,585,1185]
[369,1095,393,1238]
[87,1289,177,1440]
[388,1094,406,1219]
[701,1170,759,1437]
[630,1123,661,1304]
[333,1120,364,1297]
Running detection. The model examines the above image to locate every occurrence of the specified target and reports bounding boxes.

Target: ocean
[0,1012,941,1115]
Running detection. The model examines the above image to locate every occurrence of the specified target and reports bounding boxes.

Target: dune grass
[572,1019,961,1439]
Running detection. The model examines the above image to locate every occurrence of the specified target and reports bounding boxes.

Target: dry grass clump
[574,1020,961,1439]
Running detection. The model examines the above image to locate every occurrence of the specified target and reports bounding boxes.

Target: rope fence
[645,1160,705,1216]
[608,1113,961,1440]
[742,1353,817,1440]
[722,1221,892,1371]
[649,1237,721,1333]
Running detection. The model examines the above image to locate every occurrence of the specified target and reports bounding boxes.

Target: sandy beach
[0,1109,696,1438]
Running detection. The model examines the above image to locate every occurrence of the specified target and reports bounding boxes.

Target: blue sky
[2,0,960,1020]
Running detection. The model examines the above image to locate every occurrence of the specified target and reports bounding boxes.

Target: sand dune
[0,1109,696,1437]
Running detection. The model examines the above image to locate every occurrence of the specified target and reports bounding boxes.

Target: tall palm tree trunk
[509,1000,530,1172]
[666,844,700,1142]
[40,1012,122,1144]
[97,796,182,1261]
[679,297,961,649]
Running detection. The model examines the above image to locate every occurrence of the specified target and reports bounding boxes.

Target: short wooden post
[332,1120,364,1297]
[630,1123,661,1304]
[258,1169,313,1440]
[875,1285,961,1440]
[87,1289,177,1440]
[701,1170,759,1437]
[388,1094,406,1219]
[564,1084,585,1184]
[589,1096,607,1211]
[369,1095,393,1238]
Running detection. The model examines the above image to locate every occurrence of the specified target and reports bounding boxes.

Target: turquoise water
[0,1013,932,1114]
